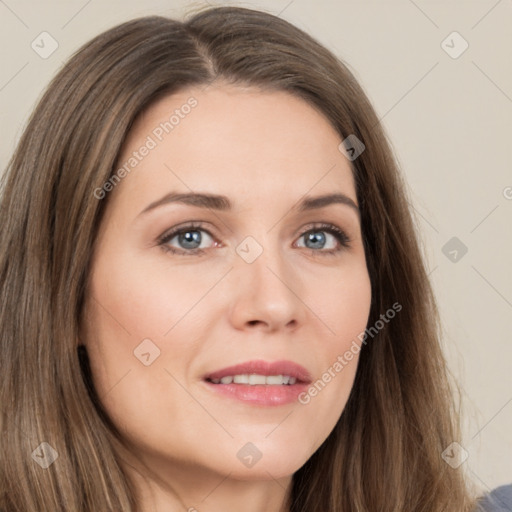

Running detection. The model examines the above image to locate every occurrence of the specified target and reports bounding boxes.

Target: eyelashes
[157,221,352,257]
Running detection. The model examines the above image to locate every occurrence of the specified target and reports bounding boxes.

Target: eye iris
[179,230,201,249]
[306,231,326,249]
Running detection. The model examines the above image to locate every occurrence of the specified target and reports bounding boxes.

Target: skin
[80,82,372,512]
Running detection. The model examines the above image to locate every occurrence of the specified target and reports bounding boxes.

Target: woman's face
[81,83,372,482]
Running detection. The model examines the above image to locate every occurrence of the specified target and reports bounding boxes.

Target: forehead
[110,83,357,215]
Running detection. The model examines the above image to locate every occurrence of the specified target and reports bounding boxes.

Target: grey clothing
[477,485,512,511]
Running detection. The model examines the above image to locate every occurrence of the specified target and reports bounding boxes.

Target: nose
[228,239,306,333]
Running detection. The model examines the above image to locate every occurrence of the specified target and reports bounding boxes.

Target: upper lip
[204,359,312,384]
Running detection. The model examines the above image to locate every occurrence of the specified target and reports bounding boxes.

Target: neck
[120,448,292,512]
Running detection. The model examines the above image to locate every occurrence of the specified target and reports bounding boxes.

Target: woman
[0,5,507,512]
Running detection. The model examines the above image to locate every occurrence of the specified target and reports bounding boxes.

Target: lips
[203,359,312,384]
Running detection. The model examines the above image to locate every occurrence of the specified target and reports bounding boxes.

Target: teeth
[209,374,298,385]
[249,374,266,385]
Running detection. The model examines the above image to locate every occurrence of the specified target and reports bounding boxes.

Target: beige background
[1,0,511,493]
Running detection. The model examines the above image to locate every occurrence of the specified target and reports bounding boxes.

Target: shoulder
[476,484,512,511]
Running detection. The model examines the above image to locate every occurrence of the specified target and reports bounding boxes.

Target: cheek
[87,247,222,346]
[82,251,214,453]
[82,246,233,405]
[306,254,372,344]
[81,250,185,397]
[297,260,371,425]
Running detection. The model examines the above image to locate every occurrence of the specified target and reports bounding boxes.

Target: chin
[216,446,312,481]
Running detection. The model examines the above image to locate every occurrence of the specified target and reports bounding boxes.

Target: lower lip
[203,380,309,406]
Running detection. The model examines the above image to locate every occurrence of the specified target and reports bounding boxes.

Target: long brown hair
[0,6,478,511]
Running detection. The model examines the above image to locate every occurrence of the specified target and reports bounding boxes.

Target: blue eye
[158,222,215,255]
[158,222,351,256]
[296,225,351,254]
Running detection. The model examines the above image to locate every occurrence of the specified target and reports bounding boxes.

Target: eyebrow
[138,191,360,217]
